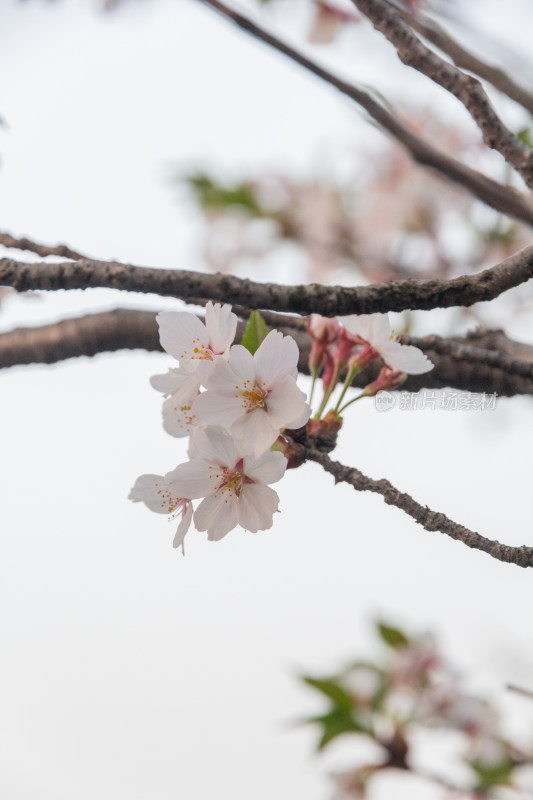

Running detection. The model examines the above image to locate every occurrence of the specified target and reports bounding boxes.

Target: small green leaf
[376,622,410,649]
[241,311,269,355]
[517,126,533,149]
[183,171,264,216]
[309,709,365,750]
[469,757,517,791]
[302,676,354,712]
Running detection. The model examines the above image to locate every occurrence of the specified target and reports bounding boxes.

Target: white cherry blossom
[168,427,287,541]
[150,362,201,402]
[338,313,433,375]
[161,395,199,438]
[192,330,310,457]
[150,363,201,438]
[129,472,193,553]
[156,301,237,369]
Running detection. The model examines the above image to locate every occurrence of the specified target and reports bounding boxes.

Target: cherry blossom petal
[238,483,279,532]
[194,492,240,540]
[340,313,391,347]
[243,450,287,485]
[128,473,175,514]
[162,396,197,438]
[204,301,238,355]
[192,391,242,429]
[165,460,219,499]
[150,364,201,401]
[192,427,238,468]
[173,502,193,553]
[203,347,255,397]
[340,313,433,375]
[226,344,256,382]
[255,330,299,385]
[231,408,278,458]
[156,311,208,362]
[378,341,434,374]
[266,374,310,429]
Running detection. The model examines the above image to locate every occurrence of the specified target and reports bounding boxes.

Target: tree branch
[0,231,90,261]
[402,333,533,381]
[351,0,533,188]
[305,448,533,568]
[463,327,533,362]
[195,0,533,228]
[2,308,533,396]
[507,683,533,700]
[2,243,533,314]
[397,5,533,116]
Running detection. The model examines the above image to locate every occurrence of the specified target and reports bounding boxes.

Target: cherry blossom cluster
[306,312,434,418]
[129,303,310,551]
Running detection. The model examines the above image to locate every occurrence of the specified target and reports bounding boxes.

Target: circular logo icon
[374,390,395,412]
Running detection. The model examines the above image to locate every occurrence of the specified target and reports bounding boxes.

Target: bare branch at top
[352,0,533,188]
[196,0,533,228]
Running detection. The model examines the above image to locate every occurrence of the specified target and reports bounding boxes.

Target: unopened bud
[363,366,406,397]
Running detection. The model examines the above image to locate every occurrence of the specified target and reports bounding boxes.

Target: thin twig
[507,683,533,700]
[306,448,533,568]
[351,0,533,188]
[195,0,533,228]
[0,231,90,261]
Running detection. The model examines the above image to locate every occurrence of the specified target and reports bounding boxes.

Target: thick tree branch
[402,333,533,381]
[195,0,533,228]
[306,448,533,568]
[463,327,533,362]
[351,0,533,188]
[2,244,533,314]
[397,5,533,116]
[2,308,533,397]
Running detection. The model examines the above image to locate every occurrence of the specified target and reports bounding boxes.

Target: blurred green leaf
[184,171,264,216]
[309,708,366,750]
[376,622,410,649]
[517,126,533,149]
[303,676,354,712]
[469,757,517,791]
[241,310,269,355]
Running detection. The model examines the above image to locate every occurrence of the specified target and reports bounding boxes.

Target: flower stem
[315,365,341,419]
[332,365,361,414]
[337,392,368,415]
[309,367,318,408]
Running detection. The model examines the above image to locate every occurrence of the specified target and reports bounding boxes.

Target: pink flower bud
[332,327,361,370]
[362,366,407,396]
[306,314,341,372]
[347,343,377,372]
[307,314,340,343]
[321,346,336,390]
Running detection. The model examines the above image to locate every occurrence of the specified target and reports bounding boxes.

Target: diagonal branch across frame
[306,448,533,568]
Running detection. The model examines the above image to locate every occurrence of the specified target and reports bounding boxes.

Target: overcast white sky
[2,1,533,799]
